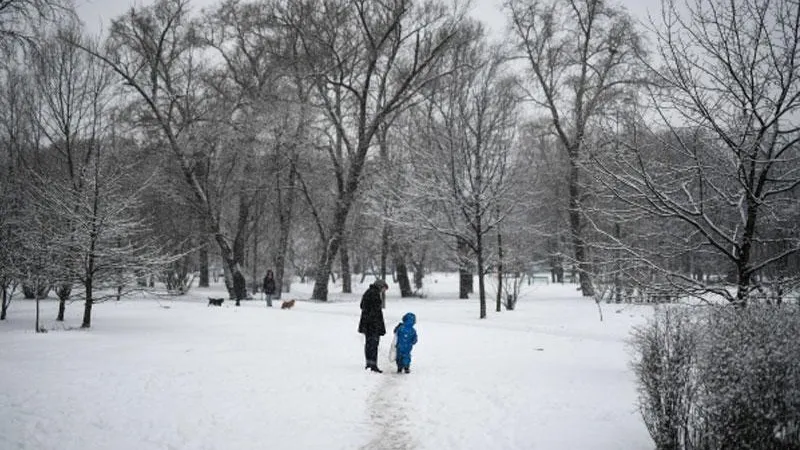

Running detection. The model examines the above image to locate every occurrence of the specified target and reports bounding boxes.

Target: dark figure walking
[262,270,276,307]
[358,280,388,373]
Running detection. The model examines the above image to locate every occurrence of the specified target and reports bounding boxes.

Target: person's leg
[266,294,273,307]
[365,335,380,369]
[364,335,372,366]
[399,353,411,372]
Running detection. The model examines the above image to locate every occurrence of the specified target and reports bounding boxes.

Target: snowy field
[0,273,655,450]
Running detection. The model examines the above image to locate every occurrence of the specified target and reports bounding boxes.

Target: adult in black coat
[358,279,388,373]
[262,270,276,307]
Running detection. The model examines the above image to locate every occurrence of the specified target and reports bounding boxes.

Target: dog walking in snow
[280,299,296,309]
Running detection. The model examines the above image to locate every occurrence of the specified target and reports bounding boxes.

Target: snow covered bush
[698,306,800,449]
[631,306,701,450]
[632,305,800,450]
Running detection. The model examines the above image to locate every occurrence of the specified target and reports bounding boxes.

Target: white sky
[75,0,664,38]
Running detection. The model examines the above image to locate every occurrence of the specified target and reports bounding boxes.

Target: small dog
[207,297,225,307]
[280,299,296,309]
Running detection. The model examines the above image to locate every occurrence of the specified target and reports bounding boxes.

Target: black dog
[207,297,225,307]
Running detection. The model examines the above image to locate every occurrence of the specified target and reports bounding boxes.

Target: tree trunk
[82,275,93,329]
[568,156,594,297]
[273,237,288,300]
[214,233,247,302]
[56,283,70,321]
[83,210,98,328]
[496,225,504,312]
[311,247,334,301]
[221,192,252,302]
[35,293,41,333]
[734,198,759,306]
[381,222,389,282]
[458,237,470,299]
[0,286,8,320]
[476,230,487,319]
[311,200,350,301]
[199,245,209,287]
[613,222,622,303]
[274,154,298,300]
[233,271,246,306]
[392,244,412,297]
[341,236,351,294]
[413,260,424,290]
[251,207,259,295]
[551,246,565,283]
[396,262,412,297]
[233,193,249,272]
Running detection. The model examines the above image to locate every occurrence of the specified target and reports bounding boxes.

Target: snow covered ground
[0,273,655,449]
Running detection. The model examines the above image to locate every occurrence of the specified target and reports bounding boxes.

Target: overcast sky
[75,0,664,38]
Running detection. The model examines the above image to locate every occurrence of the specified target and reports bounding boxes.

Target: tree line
[1,0,798,328]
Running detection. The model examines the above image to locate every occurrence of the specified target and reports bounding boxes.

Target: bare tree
[0,180,21,319]
[31,147,173,328]
[283,0,469,301]
[33,20,112,320]
[72,0,259,302]
[199,0,313,298]
[402,40,521,319]
[0,61,37,319]
[506,0,646,297]
[16,201,57,332]
[591,0,800,305]
[0,0,67,55]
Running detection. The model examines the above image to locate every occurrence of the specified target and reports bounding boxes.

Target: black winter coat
[263,276,276,295]
[358,285,386,336]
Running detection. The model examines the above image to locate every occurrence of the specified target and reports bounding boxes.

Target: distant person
[392,312,418,374]
[262,270,276,307]
[358,279,388,373]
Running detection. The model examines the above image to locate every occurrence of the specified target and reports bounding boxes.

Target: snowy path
[362,371,417,450]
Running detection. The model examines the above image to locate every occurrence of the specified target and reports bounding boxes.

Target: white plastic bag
[387,332,397,362]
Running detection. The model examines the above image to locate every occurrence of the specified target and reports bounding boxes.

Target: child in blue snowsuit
[394,312,418,374]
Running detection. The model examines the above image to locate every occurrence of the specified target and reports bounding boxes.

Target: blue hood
[402,312,416,327]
